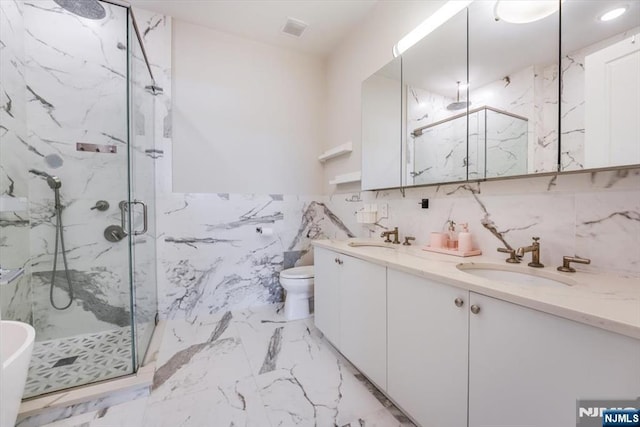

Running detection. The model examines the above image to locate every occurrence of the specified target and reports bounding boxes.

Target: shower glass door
[128,13,158,368]
[0,0,137,398]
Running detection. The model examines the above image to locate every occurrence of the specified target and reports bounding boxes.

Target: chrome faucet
[381,227,400,244]
[516,237,544,268]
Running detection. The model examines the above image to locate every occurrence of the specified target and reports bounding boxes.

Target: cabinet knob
[470,305,481,314]
[338,259,343,265]
[334,257,339,263]
[454,298,464,307]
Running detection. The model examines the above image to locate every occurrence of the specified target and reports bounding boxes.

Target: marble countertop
[312,239,640,340]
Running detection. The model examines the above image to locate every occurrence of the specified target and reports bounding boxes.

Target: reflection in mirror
[468,0,560,179]
[560,0,640,171]
[361,58,402,190]
[403,9,468,186]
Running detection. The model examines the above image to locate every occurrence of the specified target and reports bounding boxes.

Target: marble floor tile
[40,398,148,427]
[341,407,416,427]
[36,304,414,427]
[142,377,269,427]
[149,311,255,403]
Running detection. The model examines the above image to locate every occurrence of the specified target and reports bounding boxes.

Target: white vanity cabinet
[387,269,469,427]
[314,247,341,346]
[468,292,640,427]
[314,245,640,427]
[314,247,387,390]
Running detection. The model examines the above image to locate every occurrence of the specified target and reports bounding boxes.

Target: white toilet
[280,266,314,320]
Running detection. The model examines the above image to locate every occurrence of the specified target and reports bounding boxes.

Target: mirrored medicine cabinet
[361,0,640,191]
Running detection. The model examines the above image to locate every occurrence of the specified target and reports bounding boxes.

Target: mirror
[560,0,640,171]
[467,0,560,180]
[402,9,468,186]
[361,58,402,190]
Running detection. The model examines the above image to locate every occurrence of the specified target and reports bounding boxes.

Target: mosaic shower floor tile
[24,327,134,398]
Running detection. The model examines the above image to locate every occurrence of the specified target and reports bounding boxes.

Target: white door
[313,247,341,346]
[339,255,387,390]
[585,33,640,168]
[387,269,469,427]
[468,292,640,427]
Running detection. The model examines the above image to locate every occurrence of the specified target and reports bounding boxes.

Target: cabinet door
[313,247,341,346]
[387,269,469,427]
[469,292,640,427]
[339,255,387,390]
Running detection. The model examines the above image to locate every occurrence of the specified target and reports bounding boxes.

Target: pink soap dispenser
[458,223,473,252]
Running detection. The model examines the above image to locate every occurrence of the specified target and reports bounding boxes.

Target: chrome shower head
[29,169,62,190]
[447,81,471,111]
[53,0,106,20]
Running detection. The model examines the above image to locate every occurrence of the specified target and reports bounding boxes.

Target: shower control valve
[91,200,110,211]
[104,225,127,242]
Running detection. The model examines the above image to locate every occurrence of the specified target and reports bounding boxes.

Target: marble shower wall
[333,168,640,279]
[0,0,32,322]
[0,1,157,338]
[407,64,557,186]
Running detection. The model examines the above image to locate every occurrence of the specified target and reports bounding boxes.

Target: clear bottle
[447,220,458,250]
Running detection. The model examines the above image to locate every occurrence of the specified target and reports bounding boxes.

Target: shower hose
[50,194,74,310]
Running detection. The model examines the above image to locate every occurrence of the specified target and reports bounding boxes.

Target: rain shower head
[29,169,62,189]
[447,81,471,111]
[53,0,106,20]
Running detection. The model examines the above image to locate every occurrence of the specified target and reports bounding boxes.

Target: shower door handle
[132,200,148,236]
[119,200,129,234]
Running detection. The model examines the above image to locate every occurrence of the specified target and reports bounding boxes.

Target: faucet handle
[557,255,591,273]
[402,236,416,246]
[497,247,521,264]
[532,237,540,242]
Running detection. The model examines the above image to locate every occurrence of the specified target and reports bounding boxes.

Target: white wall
[172,19,325,194]
[324,0,446,193]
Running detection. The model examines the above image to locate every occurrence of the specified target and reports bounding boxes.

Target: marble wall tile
[575,190,640,277]
[156,193,286,320]
[329,168,640,277]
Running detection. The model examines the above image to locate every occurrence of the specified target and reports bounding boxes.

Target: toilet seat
[280,266,314,279]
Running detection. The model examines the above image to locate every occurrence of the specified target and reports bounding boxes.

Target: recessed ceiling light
[599,7,628,22]
[494,0,560,24]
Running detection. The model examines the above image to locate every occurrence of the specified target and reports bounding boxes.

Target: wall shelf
[329,171,361,185]
[318,141,353,163]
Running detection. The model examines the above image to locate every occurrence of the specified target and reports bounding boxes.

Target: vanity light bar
[393,0,473,57]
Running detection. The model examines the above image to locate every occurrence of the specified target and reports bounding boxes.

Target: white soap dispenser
[458,223,472,252]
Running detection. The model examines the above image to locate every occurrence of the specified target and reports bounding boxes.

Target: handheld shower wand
[29,169,74,310]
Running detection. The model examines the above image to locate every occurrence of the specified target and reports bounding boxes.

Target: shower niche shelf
[318,141,353,163]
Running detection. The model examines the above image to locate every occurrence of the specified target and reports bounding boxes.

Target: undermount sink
[348,241,396,249]
[457,263,575,287]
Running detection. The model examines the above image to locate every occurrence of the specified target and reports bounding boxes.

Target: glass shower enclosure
[410,106,529,185]
[0,0,157,398]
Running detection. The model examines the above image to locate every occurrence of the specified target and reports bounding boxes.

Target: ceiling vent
[281,17,308,38]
